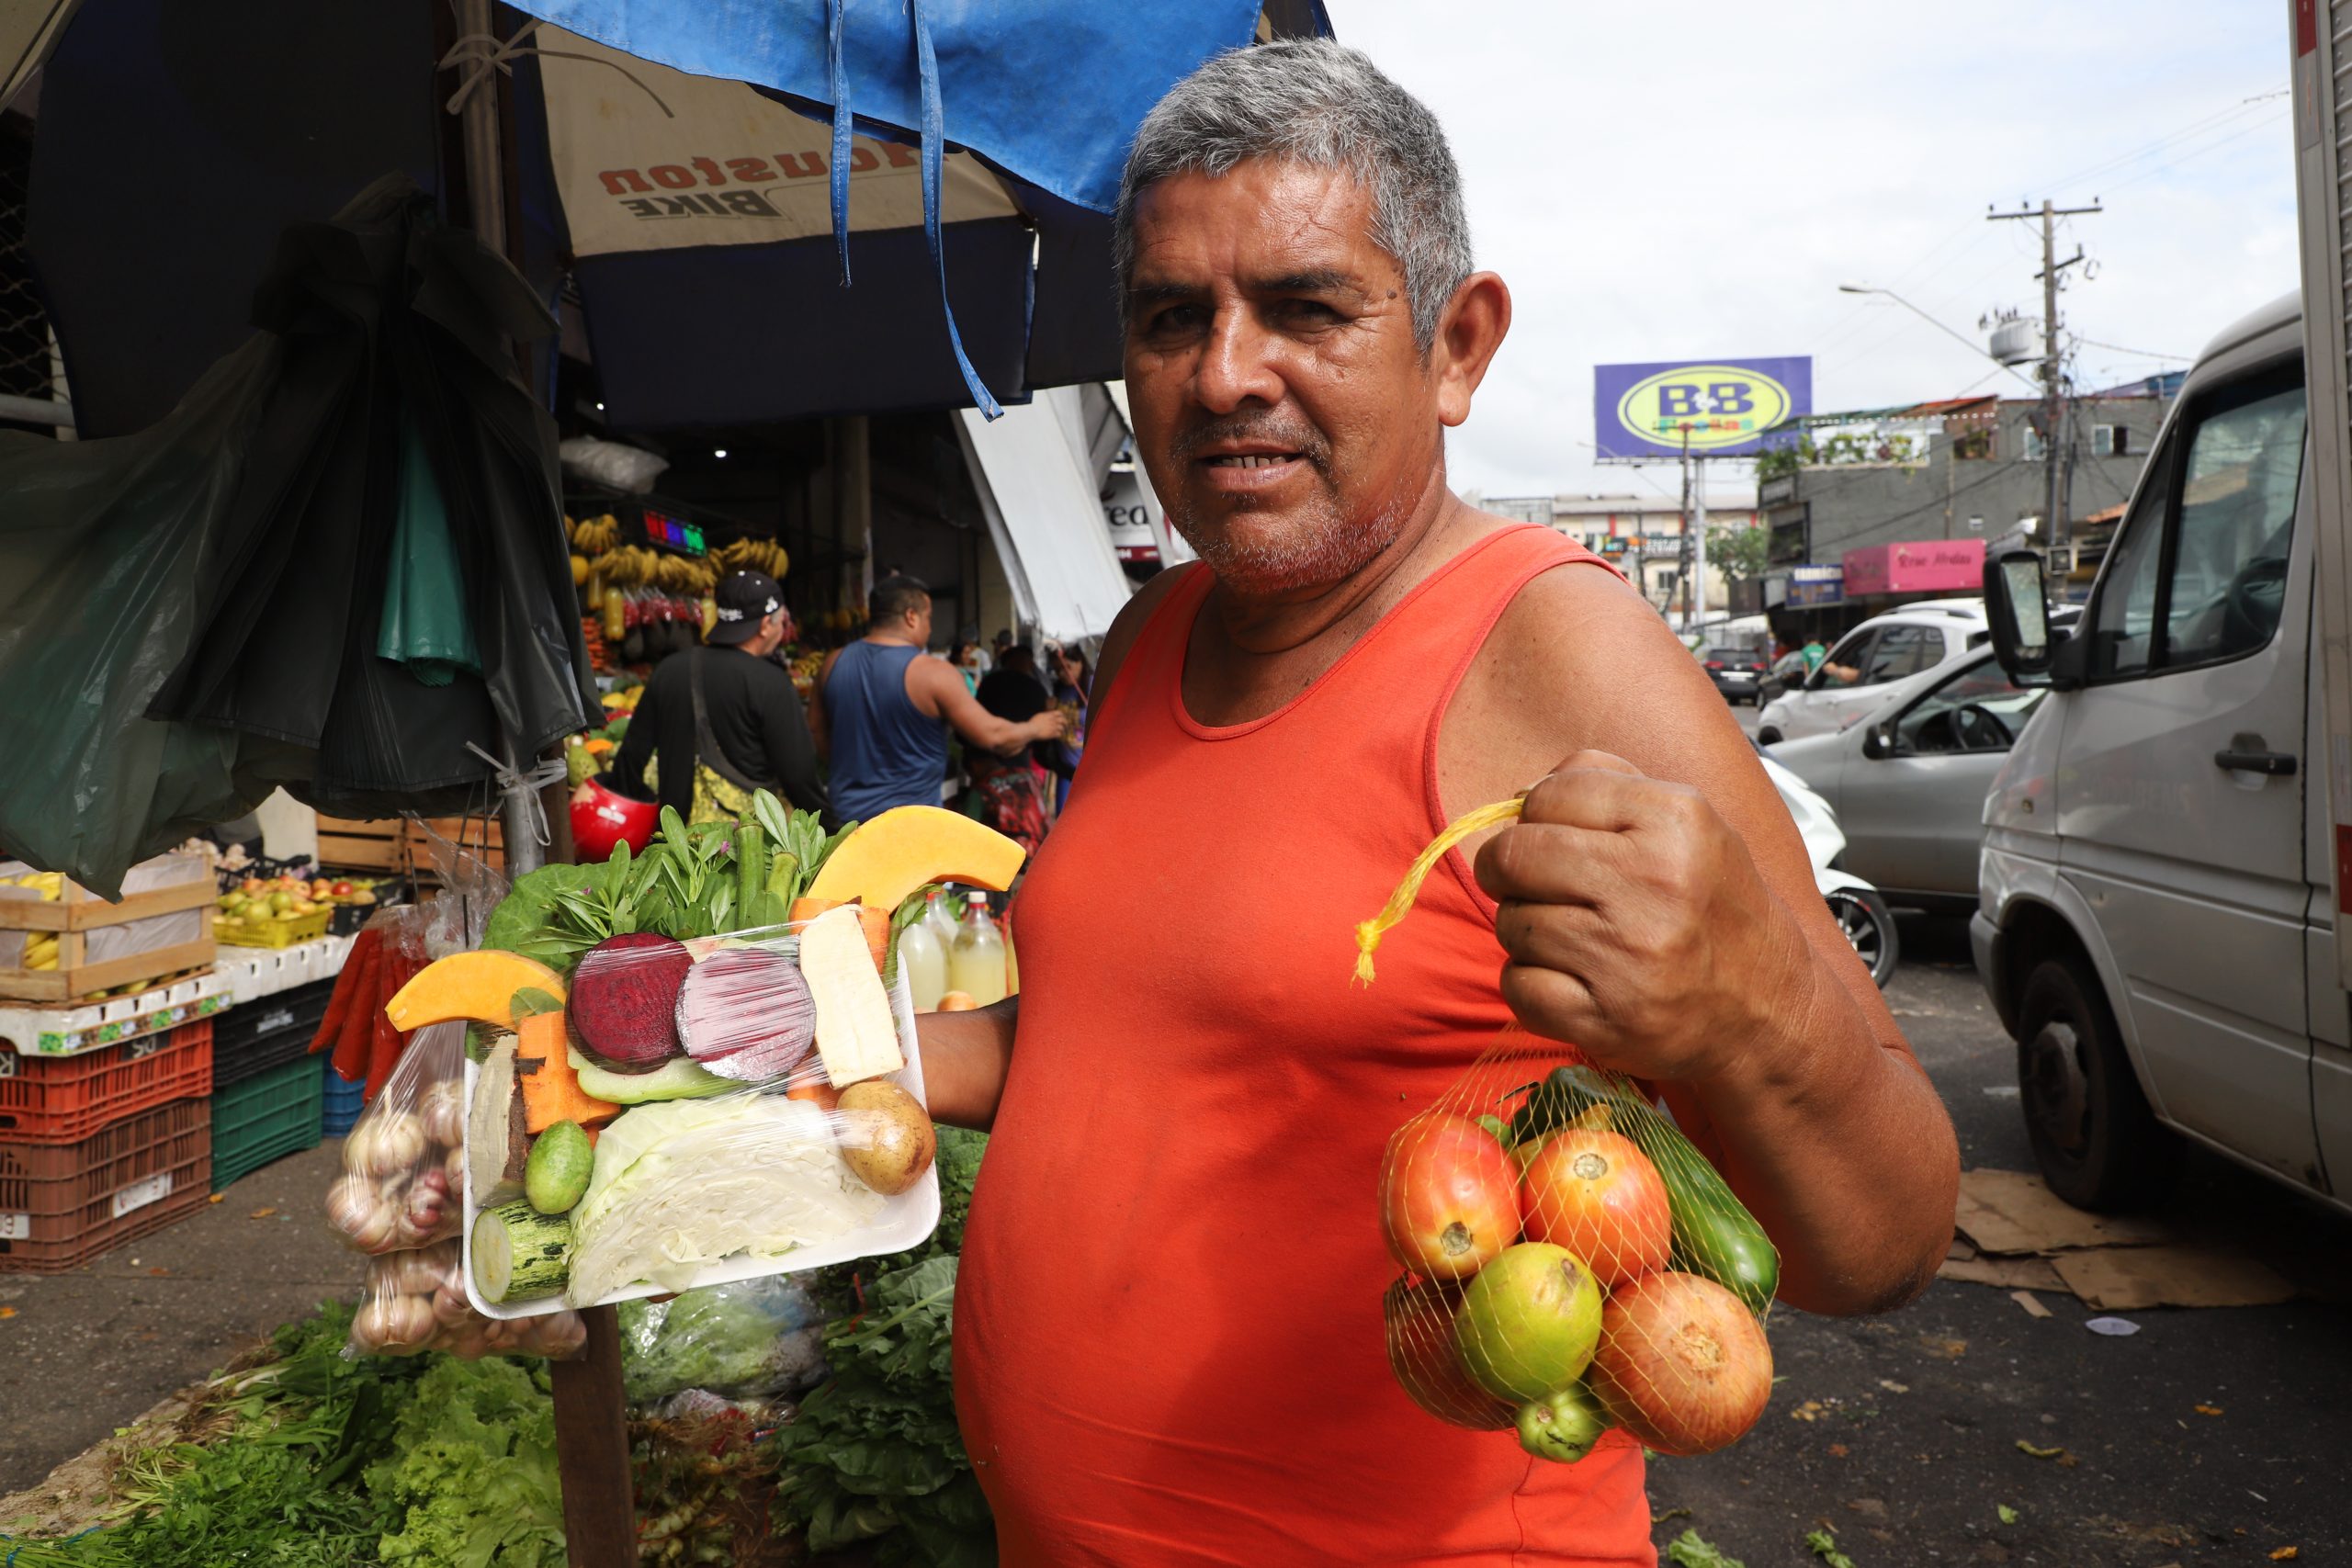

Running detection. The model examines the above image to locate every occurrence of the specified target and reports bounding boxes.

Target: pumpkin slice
[802,806,1025,912]
[383,950,567,1032]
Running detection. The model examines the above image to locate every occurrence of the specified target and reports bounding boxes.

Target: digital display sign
[642,510,707,555]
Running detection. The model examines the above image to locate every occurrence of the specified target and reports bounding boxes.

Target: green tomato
[1516,1381,1611,1465]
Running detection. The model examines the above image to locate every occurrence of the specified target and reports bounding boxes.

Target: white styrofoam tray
[460,956,941,1319]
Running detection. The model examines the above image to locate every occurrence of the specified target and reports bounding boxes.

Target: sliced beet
[675,947,817,1083]
[571,932,693,1072]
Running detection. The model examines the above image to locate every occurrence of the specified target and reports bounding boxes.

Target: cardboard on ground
[1939,1168,2293,1311]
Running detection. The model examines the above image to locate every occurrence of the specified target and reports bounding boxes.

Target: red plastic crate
[0,1021,213,1143]
[0,1098,211,1273]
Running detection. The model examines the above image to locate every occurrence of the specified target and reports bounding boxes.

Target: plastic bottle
[922,887,957,950]
[946,894,1009,1007]
[899,918,948,1012]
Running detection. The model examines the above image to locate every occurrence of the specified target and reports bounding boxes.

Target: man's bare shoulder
[1091,562,1196,701]
[1443,560,1754,807]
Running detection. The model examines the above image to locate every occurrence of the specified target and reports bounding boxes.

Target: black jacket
[609,647,827,820]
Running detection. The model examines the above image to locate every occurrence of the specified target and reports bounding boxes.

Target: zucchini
[525,1120,594,1214]
[568,1046,731,1105]
[472,1199,571,1303]
[1657,1150,1779,1312]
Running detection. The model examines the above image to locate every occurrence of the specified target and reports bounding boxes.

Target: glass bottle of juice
[946,894,1009,1007]
[898,916,948,1012]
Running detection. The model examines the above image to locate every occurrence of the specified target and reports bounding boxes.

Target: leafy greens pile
[0,1304,562,1568]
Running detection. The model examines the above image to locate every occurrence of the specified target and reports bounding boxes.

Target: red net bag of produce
[1357,801,1780,1467]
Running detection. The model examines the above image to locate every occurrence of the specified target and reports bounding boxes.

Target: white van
[1973,293,2346,1213]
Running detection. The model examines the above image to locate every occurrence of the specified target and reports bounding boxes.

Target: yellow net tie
[1352,797,1525,987]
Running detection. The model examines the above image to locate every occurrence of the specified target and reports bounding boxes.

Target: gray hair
[1114,39,1472,352]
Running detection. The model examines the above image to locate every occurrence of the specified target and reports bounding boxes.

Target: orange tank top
[956,525,1653,1567]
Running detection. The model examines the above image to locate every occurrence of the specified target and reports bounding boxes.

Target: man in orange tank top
[919,40,1960,1565]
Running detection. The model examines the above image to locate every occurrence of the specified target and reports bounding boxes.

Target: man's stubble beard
[1166,485,1411,599]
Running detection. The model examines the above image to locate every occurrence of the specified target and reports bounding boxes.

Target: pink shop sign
[1841,538,1984,596]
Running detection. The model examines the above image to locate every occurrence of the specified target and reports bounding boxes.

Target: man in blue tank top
[814,574,1068,824]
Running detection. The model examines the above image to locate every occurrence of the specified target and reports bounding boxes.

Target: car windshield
[1893,660,2047,753]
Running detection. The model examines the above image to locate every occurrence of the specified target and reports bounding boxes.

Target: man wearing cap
[607,569,827,823]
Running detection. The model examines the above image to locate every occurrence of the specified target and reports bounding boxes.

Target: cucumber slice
[472,1199,571,1303]
[568,1047,732,1105]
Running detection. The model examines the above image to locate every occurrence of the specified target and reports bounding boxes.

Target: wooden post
[548,1304,635,1565]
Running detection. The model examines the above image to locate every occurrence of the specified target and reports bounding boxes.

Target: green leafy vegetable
[1665,1529,1747,1568]
[1804,1528,1858,1568]
[1996,1504,2018,1526]
[365,1357,565,1568]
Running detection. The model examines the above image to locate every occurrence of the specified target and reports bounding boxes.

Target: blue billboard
[1594,356,1813,459]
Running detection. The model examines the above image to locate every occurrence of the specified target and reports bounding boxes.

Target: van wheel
[2017,955,2168,1212]
[1757,727,1782,745]
[1824,886,1899,987]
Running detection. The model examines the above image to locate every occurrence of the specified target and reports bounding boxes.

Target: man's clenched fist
[1474,750,1809,1083]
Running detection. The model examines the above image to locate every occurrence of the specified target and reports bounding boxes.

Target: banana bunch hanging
[711,536,790,581]
[565,513,623,556]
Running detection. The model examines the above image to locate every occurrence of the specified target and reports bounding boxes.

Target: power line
[2036,86,2286,196]
[2098,108,2290,197]
[2076,337,2189,362]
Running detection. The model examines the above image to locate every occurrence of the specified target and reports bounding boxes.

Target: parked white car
[1754,600,1989,744]
[1767,647,2051,912]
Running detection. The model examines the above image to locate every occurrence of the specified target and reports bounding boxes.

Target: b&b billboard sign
[1594,357,1812,460]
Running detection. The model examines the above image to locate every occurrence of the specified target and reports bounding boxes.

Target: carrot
[311,929,374,1055]
[788,896,842,927]
[855,905,891,974]
[514,1010,619,1132]
[330,937,382,1082]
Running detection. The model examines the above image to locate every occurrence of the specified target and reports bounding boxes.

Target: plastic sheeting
[955,387,1135,646]
[0,175,594,897]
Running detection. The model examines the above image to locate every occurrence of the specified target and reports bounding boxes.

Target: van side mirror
[1984,548,2054,684]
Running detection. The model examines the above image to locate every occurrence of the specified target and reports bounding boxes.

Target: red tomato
[1381,1275,1516,1429]
[1380,1112,1521,1280]
[1520,1129,1673,1289]
[1586,1270,1773,1456]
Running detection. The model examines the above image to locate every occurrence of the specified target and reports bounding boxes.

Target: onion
[420,1081,467,1147]
[430,1283,478,1328]
[441,1145,467,1193]
[355,1292,435,1355]
[325,1175,398,1252]
[344,1112,427,1179]
[528,1313,588,1360]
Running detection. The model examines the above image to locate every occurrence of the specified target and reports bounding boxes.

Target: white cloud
[1334,0,2295,501]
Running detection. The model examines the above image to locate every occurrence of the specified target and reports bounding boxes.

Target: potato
[836,1080,937,1196]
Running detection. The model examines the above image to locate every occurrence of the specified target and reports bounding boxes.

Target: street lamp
[1838,284,2040,390]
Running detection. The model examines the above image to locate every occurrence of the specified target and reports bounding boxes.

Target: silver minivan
[1973,293,2348,1215]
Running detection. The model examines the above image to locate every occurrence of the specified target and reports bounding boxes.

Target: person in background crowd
[968,644,1063,852]
[1045,642,1090,812]
[607,570,827,824]
[813,574,1067,825]
[958,623,992,678]
[1801,636,1827,673]
[947,638,984,695]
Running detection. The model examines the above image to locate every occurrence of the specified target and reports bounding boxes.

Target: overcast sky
[1330,2,2296,505]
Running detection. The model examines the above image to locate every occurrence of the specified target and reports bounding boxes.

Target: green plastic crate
[209,1051,323,1191]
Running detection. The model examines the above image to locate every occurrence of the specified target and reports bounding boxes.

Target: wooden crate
[0,861,217,1005]
[407,817,503,881]
[313,817,407,875]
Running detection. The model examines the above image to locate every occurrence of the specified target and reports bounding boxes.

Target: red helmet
[571,776,658,863]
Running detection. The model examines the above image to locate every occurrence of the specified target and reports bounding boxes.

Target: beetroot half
[675,947,818,1084]
[571,932,694,1072]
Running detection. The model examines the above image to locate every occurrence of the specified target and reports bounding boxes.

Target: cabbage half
[568,1095,883,1304]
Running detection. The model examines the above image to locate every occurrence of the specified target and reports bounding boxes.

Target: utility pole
[1677,428,1694,625]
[1988,197,2101,549]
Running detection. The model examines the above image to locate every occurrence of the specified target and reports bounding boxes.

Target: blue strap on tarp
[827,0,851,286]
[910,0,996,418]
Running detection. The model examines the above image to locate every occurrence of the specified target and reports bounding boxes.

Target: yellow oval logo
[1615,365,1793,454]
